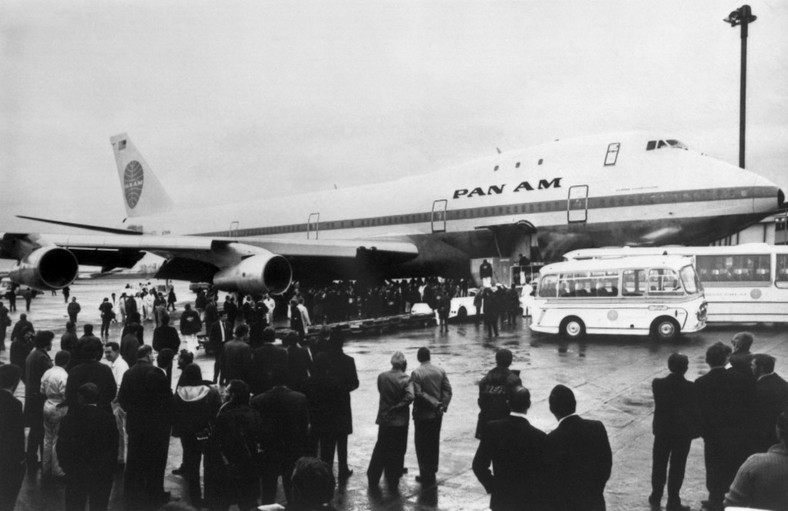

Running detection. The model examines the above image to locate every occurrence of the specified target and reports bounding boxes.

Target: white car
[0,278,11,295]
[448,288,482,321]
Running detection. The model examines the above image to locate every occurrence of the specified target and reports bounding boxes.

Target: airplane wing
[0,232,419,294]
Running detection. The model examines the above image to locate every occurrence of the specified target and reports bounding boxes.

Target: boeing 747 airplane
[1,132,783,295]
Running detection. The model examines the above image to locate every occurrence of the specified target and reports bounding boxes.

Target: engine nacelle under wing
[212,251,292,295]
[8,246,79,290]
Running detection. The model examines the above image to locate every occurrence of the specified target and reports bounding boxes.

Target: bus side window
[695,256,715,283]
[622,269,646,296]
[777,255,788,289]
[648,268,682,295]
[539,275,559,297]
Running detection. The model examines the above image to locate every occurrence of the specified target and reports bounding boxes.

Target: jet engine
[212,251,292,295]
[8,246,79,290]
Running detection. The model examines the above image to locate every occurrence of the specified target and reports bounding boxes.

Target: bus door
[431,199,447,233]
[307,212,320,240]
[567,185,589,223]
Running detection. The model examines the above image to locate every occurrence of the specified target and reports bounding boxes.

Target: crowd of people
[0,295,350,511]
[1,280,788,511]
[648,333,788,511]
[283,277,520,332]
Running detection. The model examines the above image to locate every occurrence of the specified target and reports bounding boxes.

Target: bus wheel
[561,317,585,339]
[652,317,679,340]
[457,307,468,321]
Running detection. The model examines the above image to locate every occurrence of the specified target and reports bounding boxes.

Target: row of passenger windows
[227,203,569,237]
[216,187,744,237]
[696,255,788,287]
[538,268,689,298]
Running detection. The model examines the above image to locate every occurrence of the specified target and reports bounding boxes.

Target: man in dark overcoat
[24,330,54,471]
[0,365,25,511]
[65,339,116,416]
[325,329,359,480]
[546,384,612,511]
[473,386,550,511]
[694,341,755,511]
[751,353,788,452]
[649,353,700,511]
[57,383,118,511]
[118,345,173,510]
[248,326,287,396]
[251,364,310,505]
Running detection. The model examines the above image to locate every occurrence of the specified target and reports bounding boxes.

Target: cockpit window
[646,139,688,151]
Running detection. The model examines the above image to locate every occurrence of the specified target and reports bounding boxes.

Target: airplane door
[307,212,320,240]
[567,185,588,223]
[431,199,447,233]
[228,221,240,238]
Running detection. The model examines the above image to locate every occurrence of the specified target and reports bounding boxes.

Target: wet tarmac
[3,279,787,511]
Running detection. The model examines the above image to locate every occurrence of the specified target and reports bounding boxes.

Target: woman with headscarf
[172,364,221,508]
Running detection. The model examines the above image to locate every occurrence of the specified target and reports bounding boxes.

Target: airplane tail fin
[110,133,175,218]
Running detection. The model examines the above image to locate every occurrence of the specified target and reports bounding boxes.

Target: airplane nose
[751,172,784,212]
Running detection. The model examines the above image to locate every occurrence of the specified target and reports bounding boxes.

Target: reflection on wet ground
[4,281,788,511]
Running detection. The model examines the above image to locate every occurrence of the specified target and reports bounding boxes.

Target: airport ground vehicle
[448,288,480,320]
[564,244,788,323]
[529,255,707,340]
[0,278,12,297]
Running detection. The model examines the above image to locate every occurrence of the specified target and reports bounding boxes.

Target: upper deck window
[646,139,688,151]
[604,143,620,166]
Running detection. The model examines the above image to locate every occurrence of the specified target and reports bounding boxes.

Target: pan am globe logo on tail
[124,161,144,209]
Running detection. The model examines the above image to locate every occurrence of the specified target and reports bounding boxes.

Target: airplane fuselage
[3,132,783,291]
[124,132,780,278]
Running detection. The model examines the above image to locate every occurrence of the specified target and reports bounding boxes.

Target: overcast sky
[2,0,787,233]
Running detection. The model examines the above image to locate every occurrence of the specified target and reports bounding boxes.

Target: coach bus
[529,255,707,340]
[564,244,788,323]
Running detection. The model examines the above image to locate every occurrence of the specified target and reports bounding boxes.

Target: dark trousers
[414,416,442,482]
[68,313,77,324]
[181,434,204,506]
[65,470,113,511]
[260,459,295,505]
[703,438,749,510]
[651,435,692,503]
[485,317,498,337]
[125,428,170,510]
[367,425,408,485]
[0,464,25,511]
[0,327,6,351]
[101,317,112,337]
[213,465,258,511]
[26,407,45,465]
[317,433,350,474]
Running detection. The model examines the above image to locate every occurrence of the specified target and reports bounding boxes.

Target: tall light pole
[723,5,756,169]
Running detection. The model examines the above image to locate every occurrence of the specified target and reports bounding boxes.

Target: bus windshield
[680,265,701,294]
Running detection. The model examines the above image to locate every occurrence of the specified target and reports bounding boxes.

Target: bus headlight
[697,301,708,321]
